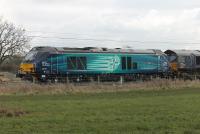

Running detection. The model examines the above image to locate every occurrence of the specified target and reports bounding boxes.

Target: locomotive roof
[32,46,164,55]
[165,50,200,56]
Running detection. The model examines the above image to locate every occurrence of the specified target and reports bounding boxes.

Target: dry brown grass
[0,78,200,95]
[0,106,29,118]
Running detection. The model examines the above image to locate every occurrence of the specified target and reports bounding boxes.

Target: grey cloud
[1,0,200,50]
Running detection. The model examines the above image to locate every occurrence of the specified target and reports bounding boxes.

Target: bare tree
[0,18,30,66]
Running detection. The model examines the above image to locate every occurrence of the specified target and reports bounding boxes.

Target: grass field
[1,88,200,134]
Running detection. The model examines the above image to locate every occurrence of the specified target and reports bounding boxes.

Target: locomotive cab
[165,50,200,74]
[17,46,57,79]
[19,50,37,74]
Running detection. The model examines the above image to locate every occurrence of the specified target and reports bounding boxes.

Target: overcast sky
[1,0,200,50]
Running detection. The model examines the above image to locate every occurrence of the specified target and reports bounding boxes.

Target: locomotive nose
[19,63,35,74]
[170,62,178,72]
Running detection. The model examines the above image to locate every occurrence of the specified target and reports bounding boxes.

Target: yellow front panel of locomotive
[20,63,35,73]
[170,63,178,72]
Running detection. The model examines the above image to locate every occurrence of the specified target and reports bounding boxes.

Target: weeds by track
[0,78,200,95]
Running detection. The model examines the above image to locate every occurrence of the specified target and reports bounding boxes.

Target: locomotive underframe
[17,71,171,83]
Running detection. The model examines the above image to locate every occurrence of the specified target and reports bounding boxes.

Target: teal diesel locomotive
[17,46,170,82]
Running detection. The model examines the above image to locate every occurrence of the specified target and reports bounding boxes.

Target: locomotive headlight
[41,75,46,78]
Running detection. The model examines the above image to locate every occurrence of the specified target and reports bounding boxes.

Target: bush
[0,55,23,73]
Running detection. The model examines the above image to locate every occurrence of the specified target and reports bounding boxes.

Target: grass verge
[1,88,200,133]
[0,79,200,95]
